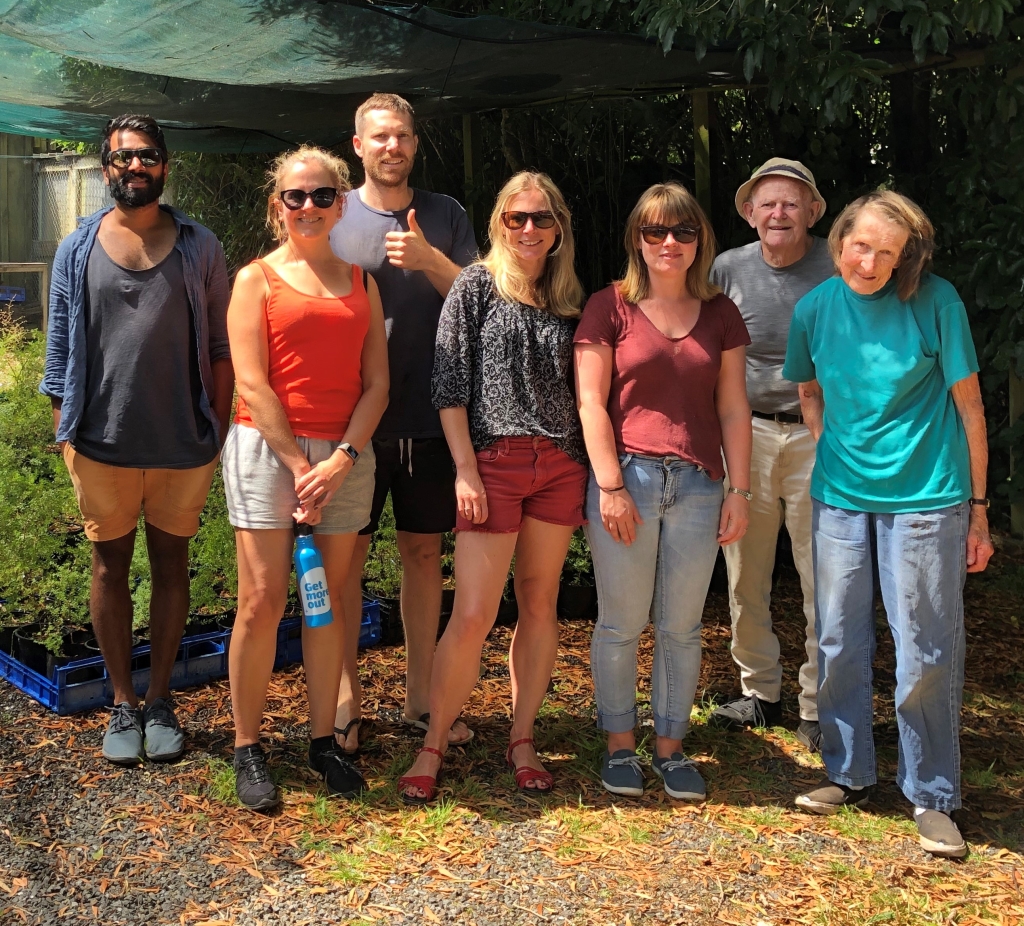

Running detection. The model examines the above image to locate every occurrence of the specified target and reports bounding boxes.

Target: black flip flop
[333,717,361,757]
[402,712,474,746]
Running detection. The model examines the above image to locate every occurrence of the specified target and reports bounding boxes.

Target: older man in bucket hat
[709,158,834,749]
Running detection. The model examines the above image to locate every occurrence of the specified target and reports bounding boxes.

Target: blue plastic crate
[274,598,381,669]
[0,628,229,716]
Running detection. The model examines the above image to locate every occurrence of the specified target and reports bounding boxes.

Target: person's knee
[447,603,495,641]
[397,532,441,572]
[513,576,557,622]
[235,585,287,634]
[91,538,134,585]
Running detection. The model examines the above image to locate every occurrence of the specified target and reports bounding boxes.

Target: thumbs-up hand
[384,208,437,271]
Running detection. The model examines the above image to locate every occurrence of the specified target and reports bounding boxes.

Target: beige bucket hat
[734,158,827,220]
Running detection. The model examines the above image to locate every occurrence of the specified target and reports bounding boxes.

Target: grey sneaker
[652,752,706,801]
[915,809,967,859]
[711,694,782,730]
[143,698,185,761]
[234,744,280,811]
[795,778,871,815]
[796,720,822,753]
[102,702,144,765]
[600,749,644,797]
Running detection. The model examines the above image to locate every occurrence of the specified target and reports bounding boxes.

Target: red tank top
[235,259,370,440]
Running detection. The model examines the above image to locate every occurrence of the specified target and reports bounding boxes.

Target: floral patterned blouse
[431,264,586,465]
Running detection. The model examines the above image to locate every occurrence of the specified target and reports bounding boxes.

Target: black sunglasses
[640,223,699,245]
[279,187,339,210]
[501,210,557,230]
[107,147,165,169]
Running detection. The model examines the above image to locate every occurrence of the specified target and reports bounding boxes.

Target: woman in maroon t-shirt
[574,182,752,801]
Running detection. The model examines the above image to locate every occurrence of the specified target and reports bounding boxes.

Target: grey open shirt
[40,205,231,446]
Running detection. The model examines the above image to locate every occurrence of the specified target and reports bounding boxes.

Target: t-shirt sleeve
[448,202,479,268]
[431,267,479,410]
[782,300,816,383]
[573,288,619,346]
[718,295,751,350]
[936,294,980,389]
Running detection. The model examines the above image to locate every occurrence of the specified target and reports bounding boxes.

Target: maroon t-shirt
[574,285,750,480]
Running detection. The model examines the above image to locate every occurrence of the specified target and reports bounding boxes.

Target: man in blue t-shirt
[330,93,477,753]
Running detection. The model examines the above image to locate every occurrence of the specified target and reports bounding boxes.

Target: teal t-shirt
[782,274,978,513]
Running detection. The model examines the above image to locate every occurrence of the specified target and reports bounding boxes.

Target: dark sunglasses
[279,187,339,210]
[107,147,165,169]
[640,223,699,245]
[501,210,557,230]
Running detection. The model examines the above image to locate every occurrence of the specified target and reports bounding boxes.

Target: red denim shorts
[457,436,587,533]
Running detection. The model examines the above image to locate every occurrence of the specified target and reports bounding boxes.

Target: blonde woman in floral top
[398,172,585,803]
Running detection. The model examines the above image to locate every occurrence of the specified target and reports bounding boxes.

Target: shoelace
[658,755,698,774]
[109,704,140,735]
[744,696,768,727]
[237,750,271,785]
[607,754,643,774]
[145,701,178,729]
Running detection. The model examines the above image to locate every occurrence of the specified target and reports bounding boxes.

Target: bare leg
[336,534,372,752]
[509,518,574,787]
[143,523,192,702]
[400,530,518,799]
[396,531,474,744]
[90,530,139,707]
[230,528,292,748]
[307,532,358,740]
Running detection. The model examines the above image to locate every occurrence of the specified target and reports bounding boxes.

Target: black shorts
[360,437,457,535]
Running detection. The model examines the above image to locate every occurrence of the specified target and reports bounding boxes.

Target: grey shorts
[222,423,375,534]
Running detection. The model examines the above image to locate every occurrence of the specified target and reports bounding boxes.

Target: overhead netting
[0,0,743,151]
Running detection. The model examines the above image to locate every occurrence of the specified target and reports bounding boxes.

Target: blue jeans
[812,501,968,811]
[587,454,723,740]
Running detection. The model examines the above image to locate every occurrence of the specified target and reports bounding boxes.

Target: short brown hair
[828,190,934,301]
[265,146,352,242]
[354,93,416,136]
[617,183,720,304]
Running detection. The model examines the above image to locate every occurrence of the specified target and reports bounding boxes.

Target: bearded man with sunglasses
[329,93,477,754]
[708,158,834,750]
[41,114,233,766]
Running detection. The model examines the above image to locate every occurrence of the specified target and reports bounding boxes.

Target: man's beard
[109,171,164,207]
[364,156,413,189]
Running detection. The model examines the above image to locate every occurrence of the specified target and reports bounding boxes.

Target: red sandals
[398,746,445,805]
[506,738,554,793]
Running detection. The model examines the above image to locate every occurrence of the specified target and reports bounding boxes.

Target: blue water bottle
[294,523,333,628]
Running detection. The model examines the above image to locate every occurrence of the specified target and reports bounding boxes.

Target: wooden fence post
[692,91,712,219]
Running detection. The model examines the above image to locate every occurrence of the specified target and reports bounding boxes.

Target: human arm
[40,240,72,442]
[950,372,994,573]
[574,343,643,544]
[294,274,390,510]
[798,379,825,441]
[384,208,465,297]
[715,345,751,546]
[439,406,488,523]
[210,359,234,448]
[205,238,234,445]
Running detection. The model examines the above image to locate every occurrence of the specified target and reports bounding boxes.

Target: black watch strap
[968,497,990,509]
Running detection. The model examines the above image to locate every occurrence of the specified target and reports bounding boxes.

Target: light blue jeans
[813,501,968,811]
[587,454,723,740]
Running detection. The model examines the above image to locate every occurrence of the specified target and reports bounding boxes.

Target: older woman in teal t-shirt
[782,191,993,860]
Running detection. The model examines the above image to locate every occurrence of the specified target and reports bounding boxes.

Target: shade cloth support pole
[1012,368,1023,537]
[692,90,711,220]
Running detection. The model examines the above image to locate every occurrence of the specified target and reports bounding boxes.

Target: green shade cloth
[0,0,742,151]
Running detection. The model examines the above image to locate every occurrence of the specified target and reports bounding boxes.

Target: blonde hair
[828,190,934,300]
[617,183,720,304]
[480,171,584,319]
[355,93,416,135]
[265,146,352,242]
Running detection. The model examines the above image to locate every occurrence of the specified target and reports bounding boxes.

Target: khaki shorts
[63,443,219,542]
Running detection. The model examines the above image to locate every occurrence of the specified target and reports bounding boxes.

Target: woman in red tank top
[222,146,389,810]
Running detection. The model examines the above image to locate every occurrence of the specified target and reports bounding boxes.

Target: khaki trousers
[724,416,818,720]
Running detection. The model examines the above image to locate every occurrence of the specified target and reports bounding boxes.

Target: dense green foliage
[0,317,236,648]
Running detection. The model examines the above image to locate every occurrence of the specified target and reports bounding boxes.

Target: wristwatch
[968,497,990,509]
[728,487,753,501]
[339,442,359,463]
